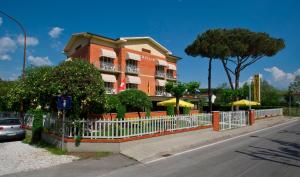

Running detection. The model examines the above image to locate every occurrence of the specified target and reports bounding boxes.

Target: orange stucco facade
[64,33,180,96]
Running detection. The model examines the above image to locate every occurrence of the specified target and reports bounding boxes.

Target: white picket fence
[255,108,283,119]
[44,114,212,139]
[219,111,248,131]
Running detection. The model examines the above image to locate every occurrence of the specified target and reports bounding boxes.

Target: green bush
[29,108,44,144]
[183,107,190,115]
[116,105,126,120]
[146,108,151,117]
[167,106,174,116]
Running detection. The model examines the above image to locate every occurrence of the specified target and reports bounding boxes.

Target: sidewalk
[120,116,299,163]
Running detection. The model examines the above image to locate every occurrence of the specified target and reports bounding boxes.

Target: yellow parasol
[231,99,260,106]
[157,98,194,108]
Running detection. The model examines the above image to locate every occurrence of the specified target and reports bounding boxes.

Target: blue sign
[57,96,72,110]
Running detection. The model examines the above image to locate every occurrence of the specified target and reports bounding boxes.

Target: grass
[22,132,112,159]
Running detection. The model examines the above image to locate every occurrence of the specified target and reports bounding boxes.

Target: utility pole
[0,10,27,79]
[0,10,27,121]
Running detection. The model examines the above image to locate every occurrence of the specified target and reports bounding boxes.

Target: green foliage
[116,105,126,120]
[49,59,106,118]
[165,82,186,98]
[186,82,200,95]
[289,75,300,94]
[261,80,282,106]
[105,95,121,113]
[167,106,175,116]
[183,107,190,115]
[3,59,106,119]
[28,108,44,144]
[186,28,285,91]
[0,80,16,111]
[146,108,151,117]
[117,89,152,112]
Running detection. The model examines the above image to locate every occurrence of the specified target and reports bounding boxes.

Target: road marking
[145,119,300,164]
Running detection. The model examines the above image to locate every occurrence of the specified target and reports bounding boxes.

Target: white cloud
[0,54,11,61]
[264,66,300,88]
[48,27,64,38]
[0,17,3,26]
[28,55,52,66]
[17,35,39,46]
[0,36,16,61]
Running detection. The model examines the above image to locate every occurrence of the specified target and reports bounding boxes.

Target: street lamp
[0,10,27,80]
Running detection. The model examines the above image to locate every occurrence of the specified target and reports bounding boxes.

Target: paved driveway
[0,140,77,176]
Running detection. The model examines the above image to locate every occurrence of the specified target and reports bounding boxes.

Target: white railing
[255,108,283,119]
[44,114,212,139]
[219,111,248,131]
[126,65,139,74]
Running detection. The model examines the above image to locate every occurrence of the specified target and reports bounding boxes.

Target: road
[102,119,300,177]
[4,119,300,177]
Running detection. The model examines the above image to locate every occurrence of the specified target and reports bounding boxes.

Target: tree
[221,28,285,93]
[185,29,230,112]
[5,59,107,120]
[289,75,300,94]
[48,59,106,119]
[117,89,152,118]
[260,80,281,106]
[186,81,200,95]
[165,82,187,115]
[0,79,16,111]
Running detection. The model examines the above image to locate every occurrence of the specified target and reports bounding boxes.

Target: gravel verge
[0,141,78,176]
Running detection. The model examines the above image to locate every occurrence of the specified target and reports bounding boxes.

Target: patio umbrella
[231,99,260,106]
[157,98,194,108]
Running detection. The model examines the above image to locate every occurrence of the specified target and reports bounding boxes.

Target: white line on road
[145,119,300,164]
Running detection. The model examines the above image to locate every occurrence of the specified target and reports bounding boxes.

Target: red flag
[119,79,126,92]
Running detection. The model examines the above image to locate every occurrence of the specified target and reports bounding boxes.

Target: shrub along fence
[43,114,212,139]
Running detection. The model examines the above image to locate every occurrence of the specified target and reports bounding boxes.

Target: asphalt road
[101,119,300,177]
[4,119,300,177]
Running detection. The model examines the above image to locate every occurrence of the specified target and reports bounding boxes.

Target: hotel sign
[253,74,260,102]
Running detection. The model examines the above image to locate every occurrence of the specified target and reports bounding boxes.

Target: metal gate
[220,111,248,131]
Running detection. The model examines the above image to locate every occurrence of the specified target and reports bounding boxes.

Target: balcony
[155,71,165,78]
[105,87,116,94]
[156,91,172,97]
[126,65,139,75]
[166,74,176,80]
[100,62,120,73]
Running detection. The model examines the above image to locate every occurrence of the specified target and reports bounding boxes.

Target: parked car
[0,118,26,141]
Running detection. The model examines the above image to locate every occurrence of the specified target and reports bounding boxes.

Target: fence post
[248,109,255,125]
[212,111,220,131]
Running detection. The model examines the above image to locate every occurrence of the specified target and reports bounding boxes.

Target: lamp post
[0,10,27,79]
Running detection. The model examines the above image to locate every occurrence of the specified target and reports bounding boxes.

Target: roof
[63,32,181,59]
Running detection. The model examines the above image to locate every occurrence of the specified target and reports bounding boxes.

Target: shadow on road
[236,133,300,168]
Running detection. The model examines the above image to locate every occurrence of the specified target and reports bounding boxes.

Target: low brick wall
[42,125,212,152]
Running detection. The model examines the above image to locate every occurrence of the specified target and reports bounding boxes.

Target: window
[142,48,151,53]
[104,82,113,89]
[126,59,137,66]
[100,56,113,64]
[126,83,138,89]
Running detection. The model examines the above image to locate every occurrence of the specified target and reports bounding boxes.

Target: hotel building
[63,32,180,101]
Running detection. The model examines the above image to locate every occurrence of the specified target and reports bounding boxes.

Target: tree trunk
[221,59,234,90]
[176,97,180,115]
[234,70,241,111]
[208,58,212,112]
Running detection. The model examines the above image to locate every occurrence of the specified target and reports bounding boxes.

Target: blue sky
[1,0,300,89]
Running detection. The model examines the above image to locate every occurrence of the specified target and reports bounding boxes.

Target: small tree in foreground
[118,89,152,118]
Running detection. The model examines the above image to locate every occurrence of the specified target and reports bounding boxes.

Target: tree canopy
[4,59,107,119]
[117,89,152,116]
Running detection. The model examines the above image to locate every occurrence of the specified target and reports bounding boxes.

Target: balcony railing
[155,71,165,78]
[126,65,139,74]
[105,88,116,94]
[166,74,176,80]
[100,62,120,72]
[155,91,172,97]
